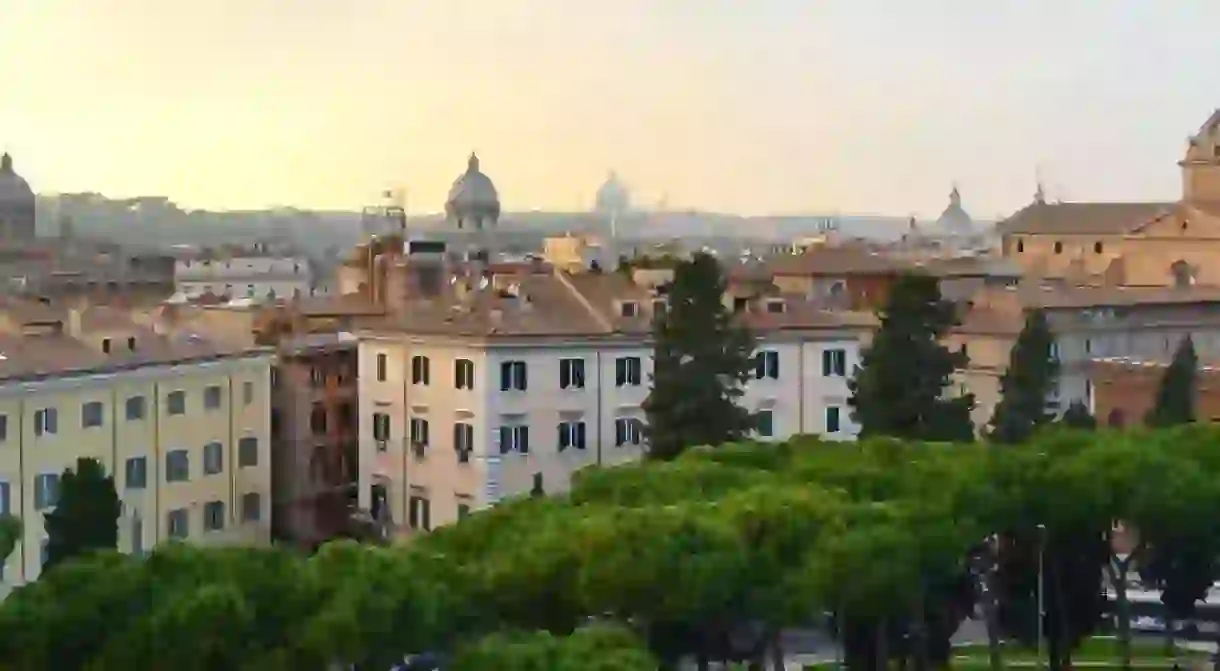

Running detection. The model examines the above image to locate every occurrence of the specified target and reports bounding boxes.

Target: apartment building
[356,258,873,538]
[951,284,1220,429]
[0,301,273,592]
[174,245,314,301]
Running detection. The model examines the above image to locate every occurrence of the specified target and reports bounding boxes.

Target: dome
[935,184,974,235]
[594,171,631,214]
[0,153,33,206]
[445,153,500,225]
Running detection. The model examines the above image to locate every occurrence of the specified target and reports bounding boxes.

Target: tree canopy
[43,457,121,571]
[643,251,758,460]
[3,427,1220,671]
[849,272,974,442]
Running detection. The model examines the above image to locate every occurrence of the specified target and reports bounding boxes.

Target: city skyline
[4,0,1220,217]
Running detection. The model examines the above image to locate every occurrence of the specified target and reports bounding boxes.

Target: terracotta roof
[295,294,384,317]
[1030,285,1220,309]
[998,201,1172,235]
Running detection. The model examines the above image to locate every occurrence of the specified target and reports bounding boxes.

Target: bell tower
[1180,110,1220,203]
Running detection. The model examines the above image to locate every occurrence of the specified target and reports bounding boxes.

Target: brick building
[1089,357,1220,427]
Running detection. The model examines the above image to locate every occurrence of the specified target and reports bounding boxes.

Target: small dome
[595,171,631,214]
[445,153,500,223]
[0,153,33,206]
[935,184,974,235]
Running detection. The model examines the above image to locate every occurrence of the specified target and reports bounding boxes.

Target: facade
[999,110,1220,287]
[0,302,273,592]
[270,334,359,546]
[0,153,36,243]
[174,250,313,301]
[1088,357,1220,427]
[951,285,1220,429]
[356,261,872,537]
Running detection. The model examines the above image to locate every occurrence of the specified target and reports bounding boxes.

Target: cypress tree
[1060,400,1097,430]
[988,309,1060,444]
[643,252,757,460]
[1146,335,1197,427]
[43,457,121,570]
[848,272,974,442]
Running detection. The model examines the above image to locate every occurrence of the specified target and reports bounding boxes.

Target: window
[500,360,528,391]
[310,404,328,435]
[241,493,262,522]
[81,401,104,428]
[1094,241,1104,254]
[0,481,10,517]
[766,299,785,314]
[619,300,638,317]
[242,381,254,406]
[757,410,775,437]
[167,508,189,539]
[454,358,475,389]
[372,413,391,449]
[102,338,111,354]
[559,358,586,390]
[125,457,147,490]
[822,349,847,377]
[204,501,225,532]
[127,336,137,352]
[614,417,644,447]
[125,396,146,420]
[1016,240,1024,253]
[203,441,224,475]
[34,473,60,510]
[376,353,388,382]
[615,356,642,387]
[1050,341,1060,361]
[498,424,530,454]
[825,406,842,434]
[1053,241,1063,254]
[167,391,186,415]
[204,385,222,410]
[754,351,780,380]
[408,493,431,531]
[33,408,57,436]
[131,517,144,555]
[411,355,431,385]
[239,437,259,467]
[270,367,280,388]
[0,414,6,441]
[410,417,430,447]
[454,423,474,462]
[309,367,324,387]
[558,421,587,452]
[1085,339,1091,354]
[166,450,190,482]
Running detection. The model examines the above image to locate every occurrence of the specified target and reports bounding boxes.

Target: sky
[4,0,1220,218]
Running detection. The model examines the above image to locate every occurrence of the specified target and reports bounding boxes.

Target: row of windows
[375,351,851,391]
[164,438,260,483]
[5,382,258,440]
[166,493,262,538]
[1014,240,1106,255]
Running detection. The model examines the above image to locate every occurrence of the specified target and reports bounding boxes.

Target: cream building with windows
[0,301,273,592]
[356,260,873,538]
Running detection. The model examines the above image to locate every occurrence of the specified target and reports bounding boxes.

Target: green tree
[849,272,974,442]
[43,457,121,570]
[0,515,20,564]
[451,625,658,671]
[1060,400,1097,429]
[988,309,1060,444]
[644,252,758,460]
[1146,335,1198,427]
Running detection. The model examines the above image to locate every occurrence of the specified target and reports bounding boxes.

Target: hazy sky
[4,0,1220,217]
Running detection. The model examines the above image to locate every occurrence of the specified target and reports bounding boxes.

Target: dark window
[454,359,475,389]
[166,450,190,482]
[204,501,226,531]
[125,457,147,490]
[411,355,431,385]
[125,396,146,420]
[241,493,262,521]
[376,353,388,381]
[167,391,186,415]
[559,358,586,389]
[203,385,222,410]
[238,437,259,467]
[81,401,104,428]
[310,404,327,435]
[1094,241,1104,254]
[615,357,642,386]
[1053,241,1063,254]
[754,351,780,380]
[500,361,528,391]
[203,441,224,475]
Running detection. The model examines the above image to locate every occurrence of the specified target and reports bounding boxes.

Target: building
[951,284,1220,429]
[999,109,1220,287]
[768,246,908,311]
[0,153,36,243]
[356,262,873,537]
[1088,357,1220,427]
[0,301,273,592]
[173,244,314,301]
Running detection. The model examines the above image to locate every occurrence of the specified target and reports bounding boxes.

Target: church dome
[935,185,974,235]
[0,153,33,207]
[594,171,631,214]
[445,153,500,225]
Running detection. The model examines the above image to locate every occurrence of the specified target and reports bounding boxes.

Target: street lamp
[1036,523,1047,670]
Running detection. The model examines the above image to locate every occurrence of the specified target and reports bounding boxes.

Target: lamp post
[1036,523,1047,670]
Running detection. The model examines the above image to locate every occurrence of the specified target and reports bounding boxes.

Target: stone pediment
[1129,203,1220,239]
